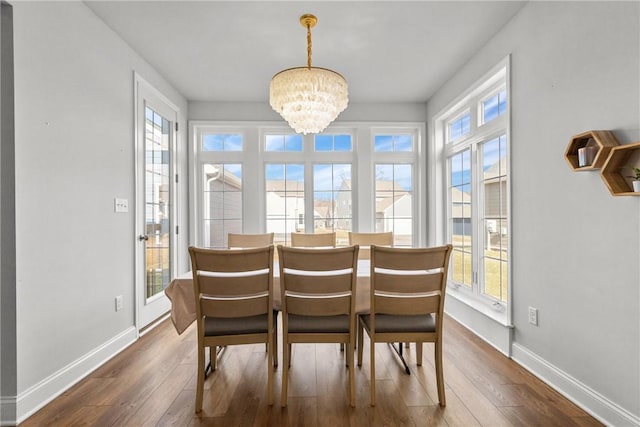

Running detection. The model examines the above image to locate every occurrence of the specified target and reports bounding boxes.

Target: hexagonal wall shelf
[564,130,619,171]
[600,142,640,196]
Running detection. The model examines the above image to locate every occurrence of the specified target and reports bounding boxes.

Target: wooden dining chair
[348,231,393,259]
[290,231,336,248]
[277,245,359,407]
[228,232,274,249]
[227,232,277,355]
[357,244,453,407]
[188,245,276,412]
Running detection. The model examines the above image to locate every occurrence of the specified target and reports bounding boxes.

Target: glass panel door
[144,106,171,300]
[135,76,177,330]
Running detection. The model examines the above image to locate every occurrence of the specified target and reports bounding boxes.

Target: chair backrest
[290,232,336,248]
[348,232,393,259]
[277,245,359,317]
[228,232,274,249]
[348,231,393,247]
[370,245,452,318]
[188,246,274,320]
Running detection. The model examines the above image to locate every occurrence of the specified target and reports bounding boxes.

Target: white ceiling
[85,1,527,104]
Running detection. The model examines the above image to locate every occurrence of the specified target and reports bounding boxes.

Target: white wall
[427,2,640,425]
[7,2,188,423]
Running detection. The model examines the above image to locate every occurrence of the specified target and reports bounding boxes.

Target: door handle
[138,234,149,241]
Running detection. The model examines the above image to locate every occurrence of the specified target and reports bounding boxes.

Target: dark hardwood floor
[21,315,603,426]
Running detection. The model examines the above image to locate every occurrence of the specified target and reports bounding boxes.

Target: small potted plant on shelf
[627,166,640,192]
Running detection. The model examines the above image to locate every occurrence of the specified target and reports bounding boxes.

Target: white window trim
[189,121,426,248]
[431,56,512,327]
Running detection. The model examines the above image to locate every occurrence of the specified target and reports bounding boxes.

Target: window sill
[445,286,512,327]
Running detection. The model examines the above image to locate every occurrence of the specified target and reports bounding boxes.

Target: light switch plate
[114,198,128,213]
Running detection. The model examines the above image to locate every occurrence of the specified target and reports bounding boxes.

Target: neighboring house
[203,164,243,247]
[483,156,508,251]
[374,180,412,243]
[450,156,507,251]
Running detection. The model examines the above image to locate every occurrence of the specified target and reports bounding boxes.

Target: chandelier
[269,14,348,135]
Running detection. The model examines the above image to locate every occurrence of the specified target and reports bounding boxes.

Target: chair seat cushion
[204,311,277,336]
[288,314,349,333]
[360,313,436,333]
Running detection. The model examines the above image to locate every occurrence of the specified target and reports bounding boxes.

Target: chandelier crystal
[269,14,348,135]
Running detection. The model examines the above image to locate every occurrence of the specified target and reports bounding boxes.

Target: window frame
[189,121,425,249]
[432,57,512,326]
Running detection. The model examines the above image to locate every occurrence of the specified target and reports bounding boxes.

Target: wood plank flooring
[21,316,603,426]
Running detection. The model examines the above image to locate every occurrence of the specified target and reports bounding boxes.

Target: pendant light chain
[306,22,312,69]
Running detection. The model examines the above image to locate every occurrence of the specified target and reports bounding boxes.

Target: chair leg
[435,339,446,407]
[370,337,376,406]
[416,342,423,366]
[267,339,274,405]
[281,339,289,407]
[348,342,355,407]
[196,345,205,413]
[357,319,364,367]
[273,328,278,368]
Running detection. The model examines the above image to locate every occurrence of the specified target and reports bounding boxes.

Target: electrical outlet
[528,306,538,326]
[115,295,123,312]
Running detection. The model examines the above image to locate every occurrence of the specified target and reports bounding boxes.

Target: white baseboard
[512,343,640,427]
[0,326,137,426]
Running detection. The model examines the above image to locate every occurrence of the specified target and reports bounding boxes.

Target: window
[374,163,413,246]
[265,163,305,245]
[373,133,417,247]
[191,123,424,249]
[202,163,242,248]
[314,163,352,246]
[435,59,510,322]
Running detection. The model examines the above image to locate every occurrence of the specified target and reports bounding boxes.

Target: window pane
[266,163,305,245]
[482,89,507,124]
[334,135,352,151]
[265,134,303,152]
[144,107,172,297]
[315,135,333,152]
[448,112,470,142]
[449,149,472,286]
[314,134,352,152]
[285,134,303,151]
[374,135,392,152]
[265,134,284,152]
[202,163,242,248]
[480,134,507,302]
[314,164,352,238]
[375,163,413,246]
[374,134,413,152]
[394,134,413,152]
[391,218,412,247]
[203,133,242,151]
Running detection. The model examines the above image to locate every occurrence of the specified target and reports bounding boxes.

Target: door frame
[134,72,179,332]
